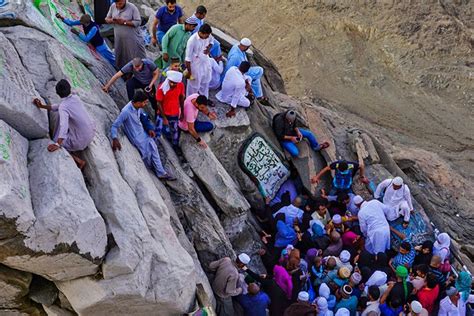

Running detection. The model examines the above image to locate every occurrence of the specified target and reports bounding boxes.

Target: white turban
[319,283,330,299]
[335,308,350,316]
[240,37,251,46]
[332,214,342,225]
[353,195,364,205]
[298,291,309,302]
[393,176,404,186]
[161,70,183,95]
[238,253,251,265]
[339,250,351,263]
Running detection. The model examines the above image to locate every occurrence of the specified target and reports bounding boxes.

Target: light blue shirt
[224,43,248,74]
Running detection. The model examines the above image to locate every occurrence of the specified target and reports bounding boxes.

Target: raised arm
[102,71,124,92]
[311,165,331,184]
[374,179,391,199]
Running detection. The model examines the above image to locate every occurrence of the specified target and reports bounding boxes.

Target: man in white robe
[216,61,252,118]
[354,196,391,255]
[185,23,214,97]
[209,55,224,90]
[374,176,414,222]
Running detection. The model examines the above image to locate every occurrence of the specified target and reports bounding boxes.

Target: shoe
[158,173,176,181]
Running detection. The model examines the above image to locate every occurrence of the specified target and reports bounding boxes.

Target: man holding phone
[272,110,330,157]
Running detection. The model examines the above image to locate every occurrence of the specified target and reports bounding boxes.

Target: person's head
[314,256,322,267]
[421,240,434,254]
[239,37,252,51]
[197,23,212,39]
[332,214,343,227]
[285,110,297,124]
[339,267,351,280]
[319,283,330,299]
[238,61,251,74]
[410,301,423,315]
[165,0,176,12]
[399,241,412,255]
[335,308,350,316]
[132,57,144,71]
[396,265,408,281]
[392,176,404,190]
[55,79,71,98]
[184,16,199,31]
[389,296,402,309]
[192,95,209,112]
[195,5,207,19]
[368,285,380,301]
[337,160,349,172]
[169,57,181,71]
[292,196,303,208]
[339,250,351,264]
[79,14,92,26]
[330,231,341,243]
[414,264,429,278]
[115,0,126,10]
[316,197,329,215]
[353,195,364,209]
[247,283,260,295]
[326,257,337,270]
[340,284,353,299]
[350,272,362,286]
[317,297,328,312]
[446,286,460,302]
[166,70,183,88]
[131,89,148,108]
[297,291,309,303]
[357,296,368,312]
[236,253,250,268]
[337,192,351,205]
[430,255,442,268]
[425,272,437,289]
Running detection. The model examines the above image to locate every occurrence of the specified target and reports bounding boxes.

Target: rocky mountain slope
[0,0,473,315]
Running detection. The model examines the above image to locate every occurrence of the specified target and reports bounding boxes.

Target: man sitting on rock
[374,176,414,223]
[56,13,116,67]
[224,38,268,104]
[216,61,253,118]
[111,90,175,180]
[209,253,251,316]
[311,159,367,198]
[156,70,185,150]
[33,79,95,169]
[102,57,160,113]
[272,110,330,157]
[178,94,216,149]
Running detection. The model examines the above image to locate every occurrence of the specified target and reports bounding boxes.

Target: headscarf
[161,70,183,95]
[319,283,330,299]
[341,231,358,247]
[335,308,350,316]
[433,233,451,261]
[456,271,472,301]
[305,248,319,266]
[317,297,329,315]
[273,265,293,300]
[396,265,409,299]
[365,270,387,293]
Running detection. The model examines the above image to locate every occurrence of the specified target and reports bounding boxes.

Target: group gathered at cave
[30,0,473,315]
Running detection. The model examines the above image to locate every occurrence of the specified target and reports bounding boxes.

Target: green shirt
[161,24,190,67]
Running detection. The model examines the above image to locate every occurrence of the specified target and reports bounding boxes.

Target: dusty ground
[180,0,473,179]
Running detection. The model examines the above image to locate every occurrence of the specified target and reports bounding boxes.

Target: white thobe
[209,57,224,90]
[438,294,474,316]
[216,66,251,108]
[374,179,414,222]
[185,33,214,97]
[358,200,391,254]
[273,204,304,226]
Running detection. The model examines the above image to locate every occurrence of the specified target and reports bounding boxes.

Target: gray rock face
[0,33,48,139]
[0,265,32,309]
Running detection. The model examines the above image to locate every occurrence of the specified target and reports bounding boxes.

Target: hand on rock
[112,139,122,151]
[47,143,60,152]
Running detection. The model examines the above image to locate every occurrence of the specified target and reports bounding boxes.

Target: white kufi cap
[393,176,404,186]
[238,253,250,265]
[240,37,252,46]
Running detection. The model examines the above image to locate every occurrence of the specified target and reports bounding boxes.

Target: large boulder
[0,264,32,309]
[0,134,107,281]
[0,33,48,139]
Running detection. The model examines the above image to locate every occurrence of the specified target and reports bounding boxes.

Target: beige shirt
[209,257,242,298]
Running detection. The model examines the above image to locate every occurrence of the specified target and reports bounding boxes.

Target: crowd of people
[29,0,473,315]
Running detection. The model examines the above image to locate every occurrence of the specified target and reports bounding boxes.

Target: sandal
[319,142,330,150]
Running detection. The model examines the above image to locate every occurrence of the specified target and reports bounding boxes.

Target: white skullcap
[316,297,328,310]
[335,308,350,316]
[393,176,404,186]
[238,253,250,265]
[339,250,351,263]
[411,300,423,313]
[240,37,252,46]
[353,195,364,205]
[297,291,309,302]
[319,283,330,299]
[166,70,183,83]
[332,214,342,225]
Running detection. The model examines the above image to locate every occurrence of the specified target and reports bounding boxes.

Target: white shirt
[439,294,474,316]
[358,200,390,236]
[216,66,249,107]
[361,300,380,316]
[273,204,304,226]
[374,179,414,210]
[185,33,214,64]
[209,57,224,90]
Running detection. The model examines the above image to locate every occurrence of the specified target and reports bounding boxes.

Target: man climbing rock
[110,89,175,180]
[374,176,414,223]
[33,79,95,169]
[273,110,330,157]
[56,13,115,67]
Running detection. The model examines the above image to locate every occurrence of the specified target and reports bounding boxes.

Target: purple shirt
[52,95,95,151]
[155,5,183,33]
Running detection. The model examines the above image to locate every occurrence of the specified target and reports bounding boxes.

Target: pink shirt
[178,93,199,131]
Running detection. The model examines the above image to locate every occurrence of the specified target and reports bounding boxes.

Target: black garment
[272,111,302,141]
[125,77,157,113]
[246,269,291,316]
[283,302,317,316]
[388,281,413,306]
[290,268,304,303]
[83,21,104,47]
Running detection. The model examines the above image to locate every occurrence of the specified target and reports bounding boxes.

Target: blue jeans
[157,31,166,44]
[194,121,214,133]
[96,43,116,67]
[247,66,264,98]
[281,128,320,157]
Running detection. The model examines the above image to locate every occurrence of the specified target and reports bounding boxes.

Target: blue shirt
[274,220,297,248]
[224,44,248,74]
[110,102,154,159]
[335,296,358,316]
[191,13,204,34]
[155,5,183,33]
[63,19,101,44]
[379,303,403,316]
[236,292,270,316]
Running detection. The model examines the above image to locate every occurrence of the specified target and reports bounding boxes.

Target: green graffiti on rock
[63,58,91,89]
